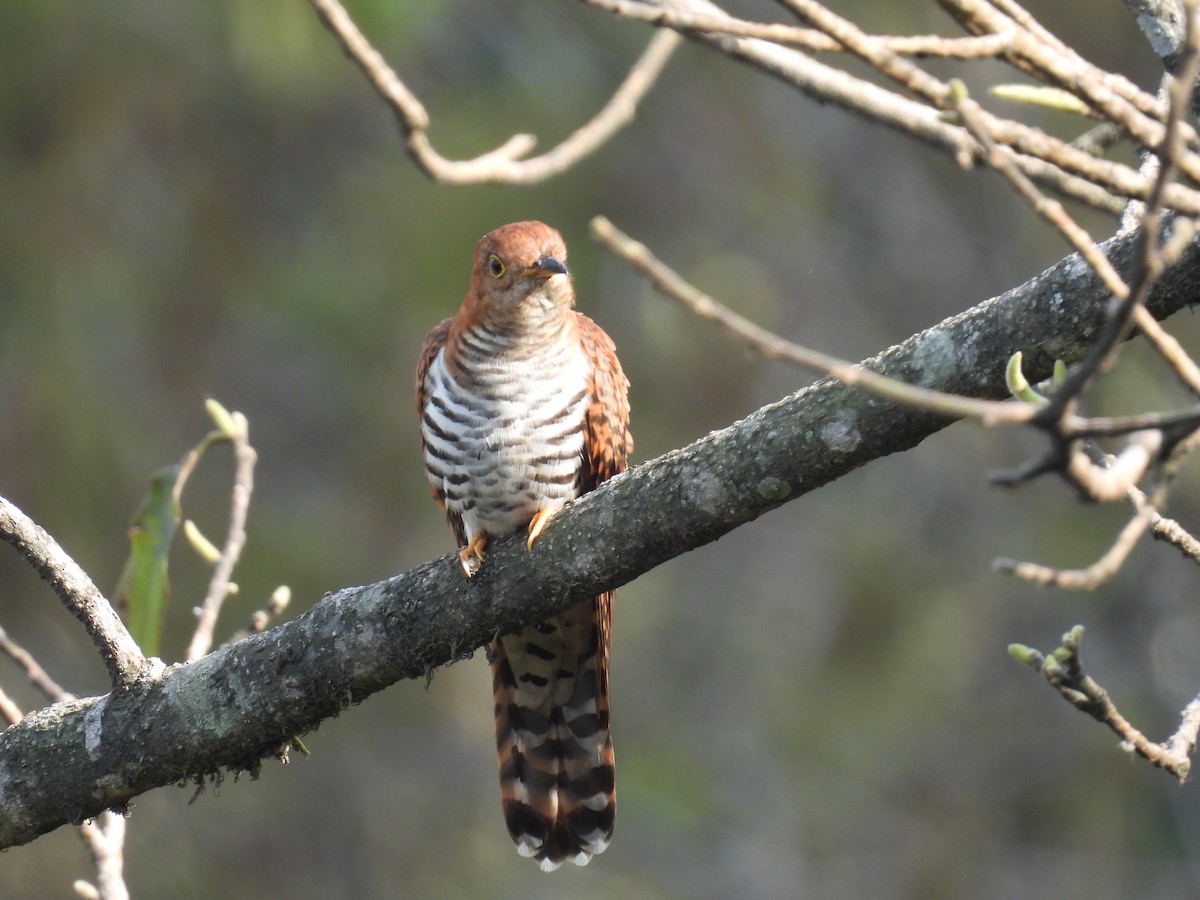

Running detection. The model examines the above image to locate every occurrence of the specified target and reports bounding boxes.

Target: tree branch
[185,409,257,662]
[310,0,680,184]
[593,0,1200,214]
[3,218,1200,848]
[1011,625,1199,780]
[0,499,145,690]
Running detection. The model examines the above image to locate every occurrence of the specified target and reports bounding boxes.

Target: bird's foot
[459,534,488,577]
[526,509,557,550]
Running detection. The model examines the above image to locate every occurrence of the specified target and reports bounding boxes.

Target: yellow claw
[459,534,488,577]
[526,509,556,550]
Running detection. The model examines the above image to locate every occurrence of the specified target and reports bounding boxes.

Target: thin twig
[185,412,257,662]
[778,0,1200,214]
[998,420,1200,584]
[593,211,1198,447]
[0,498,145,688]
[1132,303,1200,395]
[76,814,129,900]
[580,0,1013,57]
[629,0,1196,213]
[994,499,1157,588]
[0,624,75,701]
[591,216,1041,426]
[1038,0,1200,420]
[0,685,23,726]
[949,82,1130,299]
[945,9,1197,430]
[1124,4,1200,395]
[310,0,680,184]
[779,0,957,104]
[1063,404,1200,438]
[1150,510,1200,562]
[1012,627,1195,780]
[940,0,1200,152]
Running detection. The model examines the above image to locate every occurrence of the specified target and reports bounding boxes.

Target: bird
[415,221,632,871]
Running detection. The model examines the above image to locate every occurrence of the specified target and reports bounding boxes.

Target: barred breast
[420,320,591,547]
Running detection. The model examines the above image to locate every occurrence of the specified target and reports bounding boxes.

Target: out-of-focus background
[3,2,1200,897]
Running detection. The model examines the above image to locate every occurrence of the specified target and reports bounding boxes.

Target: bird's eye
[487,255,505,278]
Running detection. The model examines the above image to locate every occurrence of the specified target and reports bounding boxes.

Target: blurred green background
[4,2,1200,897]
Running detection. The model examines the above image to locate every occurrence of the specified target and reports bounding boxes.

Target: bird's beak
[524,255,569,279]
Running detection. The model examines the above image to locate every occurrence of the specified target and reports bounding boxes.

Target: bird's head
[468,221,574,322]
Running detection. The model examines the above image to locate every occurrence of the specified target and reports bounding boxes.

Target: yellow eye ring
[487,254,505,278]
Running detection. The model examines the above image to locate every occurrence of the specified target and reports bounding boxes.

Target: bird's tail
[491,593,615,871]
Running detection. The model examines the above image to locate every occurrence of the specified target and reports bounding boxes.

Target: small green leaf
[114,466,181,657]
[990,84,1090,115]
[183,519,222,564]
[1052,359,1067,387]
[205,398,239,439]
[1008,643,1042,668]
[1006,351,1045,403]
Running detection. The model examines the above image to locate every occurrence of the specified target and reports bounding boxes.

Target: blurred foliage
[113,464,180,657]
[2,1,1200,898]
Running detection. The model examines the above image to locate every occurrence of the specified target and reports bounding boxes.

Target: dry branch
[1012,626,1200,780]
[0,499,145,690]
[310,0,680,184]
[184,410,257,662]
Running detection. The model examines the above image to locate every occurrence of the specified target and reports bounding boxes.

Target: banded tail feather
[493,593,615,871]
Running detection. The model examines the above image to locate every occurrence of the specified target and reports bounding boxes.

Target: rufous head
[466,221,574,321]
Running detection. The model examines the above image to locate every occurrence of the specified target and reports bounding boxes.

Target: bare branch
[998,411,1200,582]
[615,0,1200,213]
[592,207,1199,496]
[1150,509,1200,561]
[1027,0,1200,419]
[0,498,145,689]
[185,411,257,662]
[590,216,1036,426]
[0,624,75,702]
[75,814,128,900]
[310,0,679,184]
[948,81,1129,298]
[581,0,1013,57]
[1011,627,1196,780]
[1071,121,1124,155]
[781,0,1158,212]
[1064,431,1164,502]
[0,686,22,727]
[1122,3,1200,394]
[1131,303,1200,395]
[947,1,1200,437]
[994,499,1157,589]
[941,0,1189,143]
[1062,405,1200,438]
